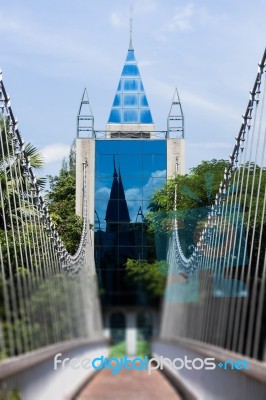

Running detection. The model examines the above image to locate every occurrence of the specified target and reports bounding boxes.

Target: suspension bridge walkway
[0,48,266,399]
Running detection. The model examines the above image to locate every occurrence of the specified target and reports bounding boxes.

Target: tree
[125,259,167,298]
[149,159,228,213]
[46,140,83,254]
[125,160,229,297]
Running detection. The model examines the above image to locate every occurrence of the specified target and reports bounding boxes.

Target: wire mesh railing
[161,48,266,361]
[0,72,102,359]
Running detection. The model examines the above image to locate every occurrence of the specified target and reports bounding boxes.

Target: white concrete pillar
[75,138,95,225]
[167,138,185,178]
[126,312,137,356]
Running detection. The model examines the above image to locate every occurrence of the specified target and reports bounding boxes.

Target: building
[75,32,185,355]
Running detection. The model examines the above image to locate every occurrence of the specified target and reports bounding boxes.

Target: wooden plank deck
[76,366,182,400]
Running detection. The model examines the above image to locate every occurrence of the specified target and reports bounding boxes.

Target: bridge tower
[167,88,185,177]
[75,88,95,240]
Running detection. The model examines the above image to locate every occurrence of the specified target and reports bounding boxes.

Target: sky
[0,0,266,179]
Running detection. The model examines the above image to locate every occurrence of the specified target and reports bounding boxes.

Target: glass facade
[94,139,166,306]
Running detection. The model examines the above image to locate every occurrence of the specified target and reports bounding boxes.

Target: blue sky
[0,0,265,177]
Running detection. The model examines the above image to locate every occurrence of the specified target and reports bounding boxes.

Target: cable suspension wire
[160,47,266,361]
[0,71,102,358]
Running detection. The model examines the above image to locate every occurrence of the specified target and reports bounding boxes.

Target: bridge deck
[76,366,181,400]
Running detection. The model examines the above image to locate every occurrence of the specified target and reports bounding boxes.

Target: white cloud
[125,187,142,201]
[96,187,111,197]
[151,170,166,178]
[167,3,195,32]
[0,9,110,73]
[147,77,240,122]
[40,143,70,163]
[110,12,122,27]
[124,169,166,202]
[143,170,166,199]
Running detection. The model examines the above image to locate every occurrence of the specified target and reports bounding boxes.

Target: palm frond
[24,143,44,171]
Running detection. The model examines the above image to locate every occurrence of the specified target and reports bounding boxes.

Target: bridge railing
[155,48,266,399]
[0,72,102,362]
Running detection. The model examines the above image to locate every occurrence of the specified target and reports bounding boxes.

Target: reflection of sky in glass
[95,140,166,230]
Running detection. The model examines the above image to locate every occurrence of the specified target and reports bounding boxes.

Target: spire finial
[129,6,133,50]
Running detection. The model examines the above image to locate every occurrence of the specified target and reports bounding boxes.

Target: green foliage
[137,340,150,357]
[124,161,229,299]
[0,388,21,400]
[125,160,266,299]
[61,140,76,177]
[47,169,82,254]
[109,340,150,357]
[0,117,46,233]
[125,259,167,298]
[235,162,266,227]
[110,341,126,358]
[7,390,21,400]
[46,139,82,254]
[149,159,228,213]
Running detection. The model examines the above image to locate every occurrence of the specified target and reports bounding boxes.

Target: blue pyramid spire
[107,44,154,125]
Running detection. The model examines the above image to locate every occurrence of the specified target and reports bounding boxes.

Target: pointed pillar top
[167,87,184,139]
[77,87,94,138]
[78,88,93,115]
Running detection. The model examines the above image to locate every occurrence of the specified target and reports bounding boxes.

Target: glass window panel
[96,178,143,198]
[151,168,167,178]
[140,95,148,107]
[123,183,143,205]
[123,79,139,91]
[98,180,142,200]
[142,200,152,214]
[123,109,138,122]
[122,65,139,76]
[140,82,144,91]
[94,220,107,233]
[95,155,117,177]
[126,200,145,222]
[97,140,120,154]
[94,200,109,226]
[143,178,165,200]
[142,155,167,176]
[95,179,112,199]
[142,140,166,154]
[109,109,121,123]
[140,109,153,123]
[113,95,121,106]
[117,81,122,91]
[123,94,138,106]
[118,140,142,154]
[118,155,142,177]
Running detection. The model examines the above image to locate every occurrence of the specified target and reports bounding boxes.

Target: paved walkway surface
[76,367,181,400]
